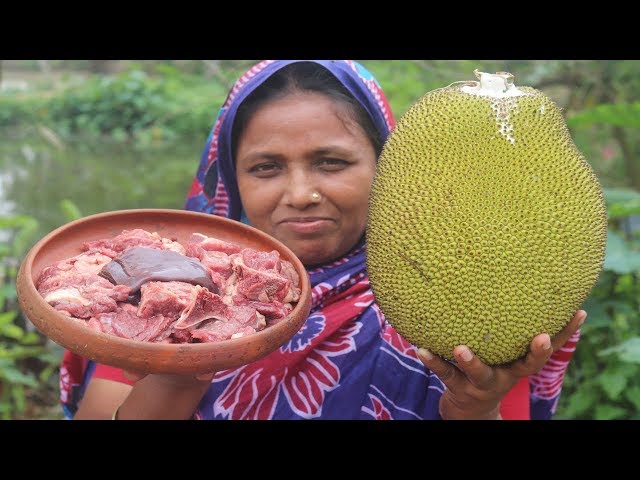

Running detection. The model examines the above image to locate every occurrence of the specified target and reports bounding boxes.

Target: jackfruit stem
[461,70,526,98]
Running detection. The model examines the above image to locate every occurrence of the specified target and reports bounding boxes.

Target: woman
[61,60,584,420]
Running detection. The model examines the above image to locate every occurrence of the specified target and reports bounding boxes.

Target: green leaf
[0,284,17,302]
[18,331,42,345]
[563,389,594,417]
[1,367,38,387]
[0,311,17,326]
[600,337,640,363]
[11,385,26,413]
[59,199,83,222]
[0,324,24,340]
[0,215,38,229]
[610,300,637,319]
[111,127,128,142]
[615,273,635,295]
[0,345,46,360]
[608,200,640,219]
[12,217,39,258]
[603,230,640,274]
[604,188,640,205]
[567,102,640,128]
[599,369,628,400]
[594,404,628,420]
[580,297,611,329]
[624,386,640,410]
[39,364,56,382]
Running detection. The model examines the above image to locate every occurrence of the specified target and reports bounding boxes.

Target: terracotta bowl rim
[16,208,312,370]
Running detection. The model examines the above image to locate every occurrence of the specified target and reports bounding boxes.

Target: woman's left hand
[417,309,587,420]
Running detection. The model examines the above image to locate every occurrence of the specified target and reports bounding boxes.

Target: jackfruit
[366,70,607,366]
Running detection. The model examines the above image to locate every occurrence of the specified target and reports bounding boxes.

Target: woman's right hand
[104,370,216,420]
[73,367,216,420]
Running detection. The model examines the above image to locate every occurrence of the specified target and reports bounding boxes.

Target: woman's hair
[231,62,384,161]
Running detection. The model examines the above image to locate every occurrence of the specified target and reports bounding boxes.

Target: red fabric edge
[500,376,530,420]
[92,363,136,386]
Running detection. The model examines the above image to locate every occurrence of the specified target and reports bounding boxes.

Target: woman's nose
[284,174,318,209]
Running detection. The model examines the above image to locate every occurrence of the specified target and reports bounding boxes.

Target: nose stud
[310,192,321,202]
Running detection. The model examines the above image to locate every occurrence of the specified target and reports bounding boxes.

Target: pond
[0,129,205,247]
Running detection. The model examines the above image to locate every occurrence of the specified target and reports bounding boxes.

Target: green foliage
[46,69,168,140]
[0,95,43,128]
[0,215,39,258]
[0,213,62,419]
[3,65,246,148]
[0,200,81,418]
[603,188,640,219]
[59,199,83,222]
[554,189,640,420]
[603,230,640,273]
[568,102,640,129]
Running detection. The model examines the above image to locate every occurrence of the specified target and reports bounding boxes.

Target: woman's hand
[109,370,216,420]
[417,309,587,420]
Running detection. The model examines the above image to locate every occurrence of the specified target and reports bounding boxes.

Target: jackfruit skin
[366,82,607,366]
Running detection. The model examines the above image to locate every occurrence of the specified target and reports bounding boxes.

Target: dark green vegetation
[1,60,639,419]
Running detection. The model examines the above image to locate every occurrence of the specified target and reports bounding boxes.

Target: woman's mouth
[279,218,333,235]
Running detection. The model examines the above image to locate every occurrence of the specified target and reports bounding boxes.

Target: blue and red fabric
[61,60,578,420]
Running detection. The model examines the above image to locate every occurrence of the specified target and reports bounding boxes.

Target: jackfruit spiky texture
[366,71,607,366]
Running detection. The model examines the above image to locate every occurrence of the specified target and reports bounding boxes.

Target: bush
[46,69,168,140]
[555,189,640,419]
[5,65,242,148]
[0,96,43,128]
[0,215,58,418]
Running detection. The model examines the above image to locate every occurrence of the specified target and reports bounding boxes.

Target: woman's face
[235,91,378,266]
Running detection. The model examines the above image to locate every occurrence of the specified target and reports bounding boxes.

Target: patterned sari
[61,60,578,419]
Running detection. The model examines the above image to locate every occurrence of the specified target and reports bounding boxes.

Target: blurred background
[1,60,638,420]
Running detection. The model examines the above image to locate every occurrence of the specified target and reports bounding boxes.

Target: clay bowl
[16,209,311,375]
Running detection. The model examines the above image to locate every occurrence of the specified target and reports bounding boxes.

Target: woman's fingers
[418,346,498,390]
[550,309,586,351]
[509,333,554,376]
[510,310,586,376]
[450,345,496,389]
[417,348,462,390]
[418,310,588,391]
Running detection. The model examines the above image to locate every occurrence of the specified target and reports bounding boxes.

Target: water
[0,129,204,249]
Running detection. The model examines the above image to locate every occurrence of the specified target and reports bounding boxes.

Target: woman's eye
[249,163,279,176]
[318,158,348,170]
